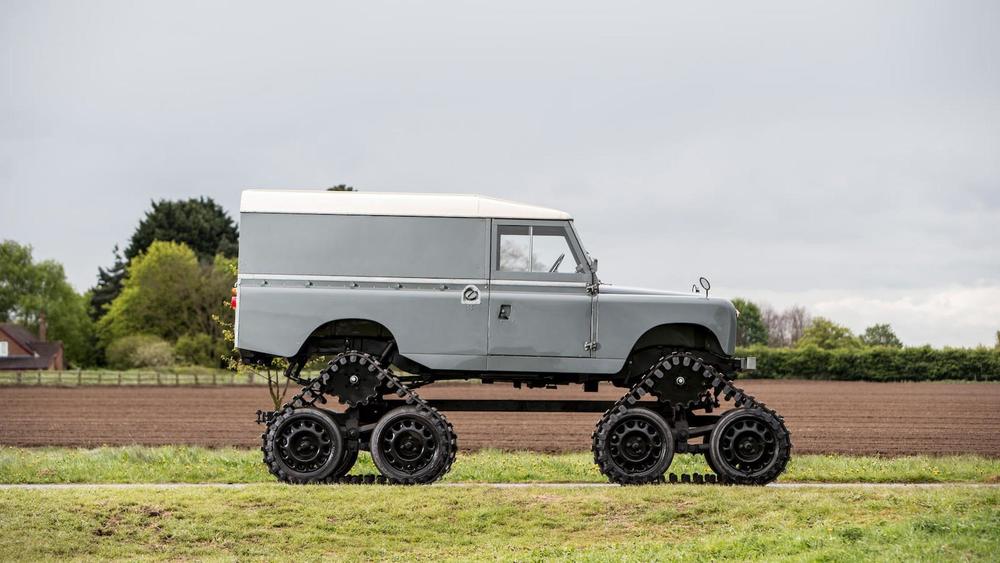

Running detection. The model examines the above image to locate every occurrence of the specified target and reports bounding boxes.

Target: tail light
[230,287,238,310]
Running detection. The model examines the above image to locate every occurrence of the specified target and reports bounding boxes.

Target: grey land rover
[237,190,790,485]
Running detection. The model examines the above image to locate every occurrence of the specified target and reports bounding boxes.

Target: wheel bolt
[349,375,359,385]
[675,376,686,386]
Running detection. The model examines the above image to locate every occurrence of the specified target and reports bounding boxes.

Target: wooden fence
[0,370,266,386]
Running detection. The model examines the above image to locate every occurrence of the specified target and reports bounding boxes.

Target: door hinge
[586,283,600,295]
[584,341,601,352]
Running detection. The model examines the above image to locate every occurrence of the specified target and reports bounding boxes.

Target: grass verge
[0,485,996,560]
[1,446,997,484]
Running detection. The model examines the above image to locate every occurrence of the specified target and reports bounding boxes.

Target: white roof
[240,190,572,220]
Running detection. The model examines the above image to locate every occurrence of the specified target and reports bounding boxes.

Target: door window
[497,225,582,274]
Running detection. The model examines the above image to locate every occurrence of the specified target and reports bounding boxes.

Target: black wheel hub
[719,417,776,473]
[608,417,666,474]
[378,416,436,473]
[277,418,336,472]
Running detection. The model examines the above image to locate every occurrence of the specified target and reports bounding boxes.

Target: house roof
[0,355,53,370]
[240,190,573,220]
[0,323,63,371]
[0,323,39,349]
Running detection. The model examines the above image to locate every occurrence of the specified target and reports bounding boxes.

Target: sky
[1,1,998,347]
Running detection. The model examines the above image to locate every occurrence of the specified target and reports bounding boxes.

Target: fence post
[117,371,121,385]
[77,369,82,386]
[212,373,217,385]
[137,372,142,385]
[194,374,199,385]
[37,370,42,384]
[97,371,102,384]
[57,371,62,385]
[156,372,161,385]
[16,372,22,385]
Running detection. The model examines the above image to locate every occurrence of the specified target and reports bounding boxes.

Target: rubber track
[592,351,792,486]
[262,351,787,487]
[261,351,457,485]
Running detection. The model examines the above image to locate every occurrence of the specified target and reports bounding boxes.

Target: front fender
[597,293,737,359]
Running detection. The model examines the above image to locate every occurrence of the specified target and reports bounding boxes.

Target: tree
[796,317,861,350]
[731,298,768,346]
[327,184,355,191]
[785,306,810,346]
[762,304,811,347]
[0,240,34,317]
[98,241,236,360]
[995,330,999,350]
[0,240,96,366]
[89,245,126,320]
[860,323,903,348]
[125,197,238,263]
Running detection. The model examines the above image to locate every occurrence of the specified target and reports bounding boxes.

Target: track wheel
[708,408,791,485]
[330,442,360,479]
[593,407,674,485]
[264,408,346,483]
[370,405,456,484]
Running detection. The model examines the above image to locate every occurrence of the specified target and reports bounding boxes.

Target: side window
[497,225,582,274]
[0,341,7,357]
[498,226,532,272]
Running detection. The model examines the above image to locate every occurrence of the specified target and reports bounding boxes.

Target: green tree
[0,240,35,316]
[796,317,861,350]
[125,197,238,262]
[327,184,355,191]
[89,245,126,321]
[731,298,768,346]
[98,241,235,365]
[0,240,96,366]
[860,323,903,348]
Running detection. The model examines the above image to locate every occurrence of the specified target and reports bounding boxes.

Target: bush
[738,345,1000,381]
[105,335,174,370]
[173,333,216,367]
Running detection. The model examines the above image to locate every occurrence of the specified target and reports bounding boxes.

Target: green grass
[1,446,997,484]
[0,485,996,561]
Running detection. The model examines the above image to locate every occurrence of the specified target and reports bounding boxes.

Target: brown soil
[2,380,998,456]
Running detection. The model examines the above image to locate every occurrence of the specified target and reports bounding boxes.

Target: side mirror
[699,276,711,298]
[590,259,598,273]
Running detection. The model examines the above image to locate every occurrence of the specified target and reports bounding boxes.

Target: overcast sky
[2,1,998,347]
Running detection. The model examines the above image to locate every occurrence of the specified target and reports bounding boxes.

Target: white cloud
[728,285,1000,348]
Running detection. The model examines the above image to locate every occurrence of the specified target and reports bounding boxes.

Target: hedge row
[735,346,1000,382]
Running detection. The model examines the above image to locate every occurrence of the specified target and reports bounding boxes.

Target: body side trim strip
[238,274,587,288]
[239,274,489,285]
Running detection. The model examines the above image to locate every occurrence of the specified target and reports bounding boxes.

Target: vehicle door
[486,220,593,362]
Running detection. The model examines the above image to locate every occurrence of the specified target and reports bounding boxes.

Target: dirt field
[2,380,998,456]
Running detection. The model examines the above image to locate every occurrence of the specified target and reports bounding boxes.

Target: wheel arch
[630,322,727,357]
[292,317,400,361]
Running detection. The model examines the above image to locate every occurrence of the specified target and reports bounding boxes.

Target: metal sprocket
[646,353,714,410]
[321,353,383,407]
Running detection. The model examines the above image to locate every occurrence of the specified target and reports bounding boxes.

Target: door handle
[498,304,511,320]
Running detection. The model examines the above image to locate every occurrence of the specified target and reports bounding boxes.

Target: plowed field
[2,381,998,455]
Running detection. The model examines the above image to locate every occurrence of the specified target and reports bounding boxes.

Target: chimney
[38,312,47,342]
